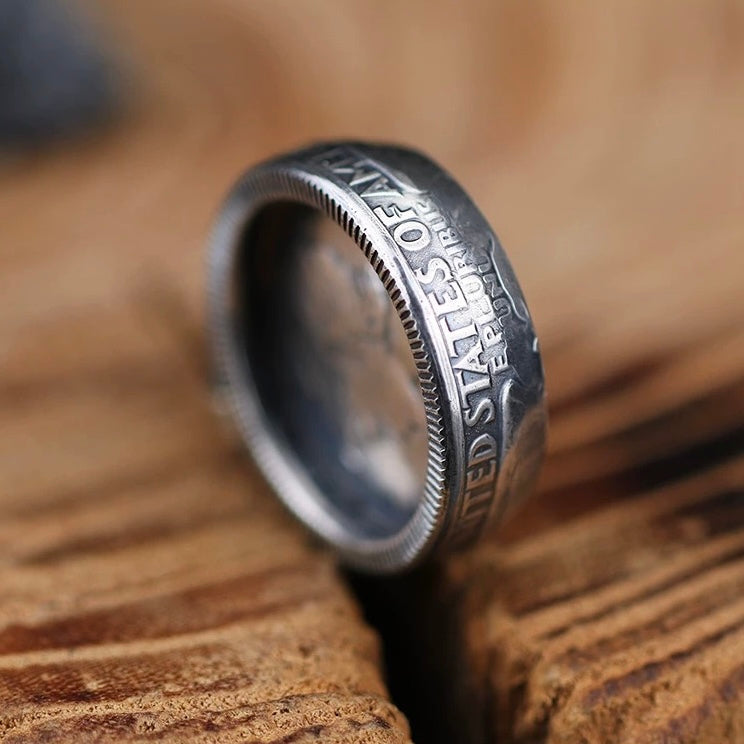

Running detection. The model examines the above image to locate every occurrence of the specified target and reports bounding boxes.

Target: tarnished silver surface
[292,216,429,514]
[208,141,547,573]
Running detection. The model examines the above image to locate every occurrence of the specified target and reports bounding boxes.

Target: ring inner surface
[237,201,429,539]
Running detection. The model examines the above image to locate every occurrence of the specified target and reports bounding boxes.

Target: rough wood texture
[423,3,744,741]
[0,295,411,743]
[443,456,744,744]
[1,1,743,742]
[0,3,415,739]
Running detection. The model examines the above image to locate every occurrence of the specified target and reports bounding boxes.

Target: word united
[315,147,515,538]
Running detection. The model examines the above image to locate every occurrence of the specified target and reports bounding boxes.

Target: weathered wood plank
[0,301,410,743]
[440,452,744,743]
[2,1,743,742]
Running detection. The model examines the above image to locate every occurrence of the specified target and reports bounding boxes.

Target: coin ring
[208,141,547,573]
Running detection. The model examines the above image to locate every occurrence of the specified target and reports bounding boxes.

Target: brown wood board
[1,1,743,742]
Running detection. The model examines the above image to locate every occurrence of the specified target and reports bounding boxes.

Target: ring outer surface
[208,141,547,573]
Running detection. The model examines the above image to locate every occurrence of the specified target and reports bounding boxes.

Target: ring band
[208,141,547,573]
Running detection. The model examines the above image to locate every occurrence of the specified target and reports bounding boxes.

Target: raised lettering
[464,397,495,427]
[393,220,430,251]
[416,257,452,285]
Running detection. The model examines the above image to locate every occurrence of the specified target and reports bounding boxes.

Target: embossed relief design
[313,145,542,542]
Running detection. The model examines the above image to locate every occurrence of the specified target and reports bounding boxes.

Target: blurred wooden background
[1,1,743,742]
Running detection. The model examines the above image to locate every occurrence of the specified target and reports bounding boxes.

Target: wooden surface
[441,459,744,743]
[0,303,410,743]
[1,1,743,742]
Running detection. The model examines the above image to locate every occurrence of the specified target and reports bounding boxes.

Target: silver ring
[208,141,547,573]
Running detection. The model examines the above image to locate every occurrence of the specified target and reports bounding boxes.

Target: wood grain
[0,302,410,742]
[436,454,744,743]
[1,1,743,742]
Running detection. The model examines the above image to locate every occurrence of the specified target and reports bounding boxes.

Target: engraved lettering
[466,458,497,492]
[464,397,495,427]
[482,323,504,349]
[348,167,382,188]
[428,281,467,318]
[454,369,491,405]
[393,220,430,251]
[437,314,477,355]
[359,176,400,198]
[469,433,497,466]
[453,338,487,376]
[437,227,458,248]
[452,254,477,277]
[489,353,509,375]
[457,432,499,527]
[312,147,523,550]
[373,203,414,228]
[416,257,452,285]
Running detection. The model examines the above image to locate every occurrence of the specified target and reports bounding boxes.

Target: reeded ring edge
[208,163,449,573]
